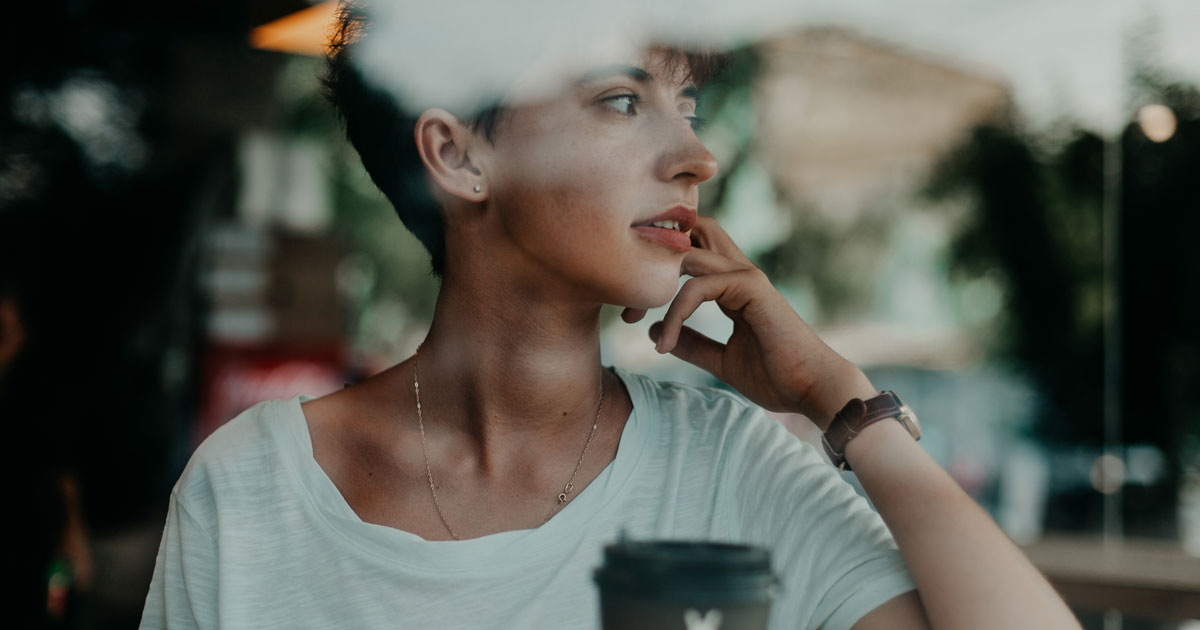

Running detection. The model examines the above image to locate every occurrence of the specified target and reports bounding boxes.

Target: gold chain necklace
[411,346,605,541]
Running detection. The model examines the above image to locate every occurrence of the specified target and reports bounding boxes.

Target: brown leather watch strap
[821,391,916,471]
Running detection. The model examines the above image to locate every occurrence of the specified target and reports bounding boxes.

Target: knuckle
[680,275,708,296]
[741,267,768,283]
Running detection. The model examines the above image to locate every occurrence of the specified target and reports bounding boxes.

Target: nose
[657,122,718,185]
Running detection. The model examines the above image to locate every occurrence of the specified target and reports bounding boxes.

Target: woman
[141,2,1079,628]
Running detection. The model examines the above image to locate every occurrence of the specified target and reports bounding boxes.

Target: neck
[412,261,610,453]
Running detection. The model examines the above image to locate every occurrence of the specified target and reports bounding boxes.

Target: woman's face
[478,49,718,310]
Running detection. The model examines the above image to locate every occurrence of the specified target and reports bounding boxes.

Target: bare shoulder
[301,382,363,434]
[299,361,416,477]
[301,361,410,433]
[297,361,434,530]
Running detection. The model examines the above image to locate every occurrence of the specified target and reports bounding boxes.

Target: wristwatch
[821,391,921,472]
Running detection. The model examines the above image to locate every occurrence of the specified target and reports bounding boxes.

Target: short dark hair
[322,1,728,276]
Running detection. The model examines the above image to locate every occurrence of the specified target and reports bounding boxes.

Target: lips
[631,206,697,253]
[632,206,698,232]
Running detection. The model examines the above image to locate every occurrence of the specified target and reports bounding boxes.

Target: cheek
[494,142,631,237]
[496,184,684,310]
[485,118,681,306]
[494,115,636,219]
[496,172,613,238]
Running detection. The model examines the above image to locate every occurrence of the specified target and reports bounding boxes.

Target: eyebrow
[577,65,700,101]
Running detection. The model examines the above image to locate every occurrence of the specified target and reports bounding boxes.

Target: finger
[689,216,753,265]
[648,322,726,379]
[657,276,720,353]
[621,307,647,323]
[681,246,745,278]
[656,272,757,353]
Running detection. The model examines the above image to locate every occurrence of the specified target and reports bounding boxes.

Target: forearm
[844,419,1080,629]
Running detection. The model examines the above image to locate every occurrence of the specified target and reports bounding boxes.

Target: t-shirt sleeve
[725,405,916,630]
[140,494,220,630]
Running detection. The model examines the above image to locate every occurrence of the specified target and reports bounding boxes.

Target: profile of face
[435,49,719,310]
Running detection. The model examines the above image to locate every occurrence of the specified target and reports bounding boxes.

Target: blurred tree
[923,79,1200,538]
[758,197,893,322]
[1119,81,1200,539]
[924,122,1103,444]
[270,55,441,363]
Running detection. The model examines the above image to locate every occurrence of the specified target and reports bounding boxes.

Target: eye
[679,101,705,132]
[601,93,638,116]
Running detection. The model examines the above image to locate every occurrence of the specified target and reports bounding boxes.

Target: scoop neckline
[268,365,652,573]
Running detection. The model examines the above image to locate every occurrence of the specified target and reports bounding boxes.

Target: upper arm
[140,496,219,629]
[852,590,931,630]
[726,408,918,629]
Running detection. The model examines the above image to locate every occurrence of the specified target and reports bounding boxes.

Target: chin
[621,267,683,310]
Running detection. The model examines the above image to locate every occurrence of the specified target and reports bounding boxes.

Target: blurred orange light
[250,0,339,57]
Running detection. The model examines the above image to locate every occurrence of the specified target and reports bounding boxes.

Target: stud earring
[473,185,482,193]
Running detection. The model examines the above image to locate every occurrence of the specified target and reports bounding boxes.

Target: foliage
[279,56,440,359]
[923,82,1200,464]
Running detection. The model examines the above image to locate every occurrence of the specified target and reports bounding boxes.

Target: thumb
[649,322,725,379]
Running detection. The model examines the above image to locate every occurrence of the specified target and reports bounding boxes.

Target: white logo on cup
[683,608,723,630]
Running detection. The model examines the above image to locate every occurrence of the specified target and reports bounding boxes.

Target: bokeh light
[1138,103,1178,142]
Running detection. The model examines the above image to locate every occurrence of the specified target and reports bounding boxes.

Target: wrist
[842,417,914,469]
[808,365,876,430]
[822,390,923,471]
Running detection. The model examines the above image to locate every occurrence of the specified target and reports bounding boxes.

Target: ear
[413,108,488,203]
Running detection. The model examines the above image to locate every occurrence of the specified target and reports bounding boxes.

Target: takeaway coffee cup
[594,539,778,630]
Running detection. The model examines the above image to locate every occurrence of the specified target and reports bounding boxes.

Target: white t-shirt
[140,367,915,630]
